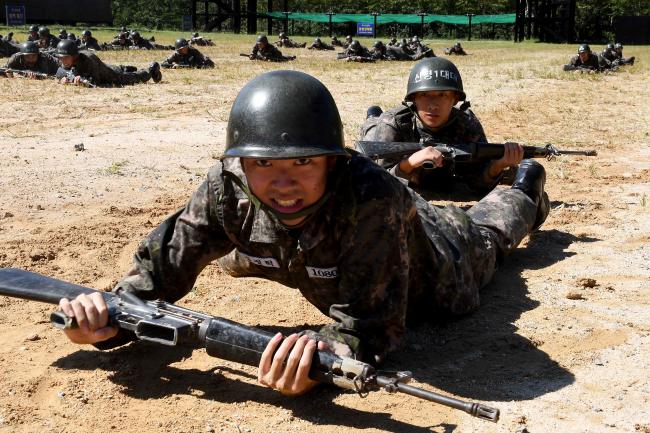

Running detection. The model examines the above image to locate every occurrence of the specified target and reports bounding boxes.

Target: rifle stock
[0,268,499,423]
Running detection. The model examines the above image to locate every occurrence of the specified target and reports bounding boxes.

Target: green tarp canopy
[259,12,515,25]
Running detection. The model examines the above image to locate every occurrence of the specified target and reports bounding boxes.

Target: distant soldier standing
[54,40,162,87]
[161,38,214,69]
[249,35,295,62]
[3,41,60,76]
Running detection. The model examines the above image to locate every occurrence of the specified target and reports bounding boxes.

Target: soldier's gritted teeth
[241,157,330,226]
[413,90,458,130]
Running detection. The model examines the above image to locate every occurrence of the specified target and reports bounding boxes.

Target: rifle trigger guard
[544,143,560,161]
[352,374,370,398]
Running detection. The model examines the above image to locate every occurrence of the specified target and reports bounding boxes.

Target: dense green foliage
[111,0,649,41]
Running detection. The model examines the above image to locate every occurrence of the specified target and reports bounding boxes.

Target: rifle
[55,66,97,88]
[355,140,597,169]
[0,67,50,80]
[0,268,499,423]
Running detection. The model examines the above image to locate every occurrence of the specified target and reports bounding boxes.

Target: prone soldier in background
[0,36,19,58]
[563,44,609,72]
[3,41,60,77]
[249,35,295,62]
[307,37,335,50]
[27,25,39,42]
[444,42,467,55]
[58,29,68,40]
[274,32,306,48]
[80,30,101,51]
[161,38,214,69]
[387,37,399,47]
[54,40,162,87]
[107,32,133,49]
[343,35,353,48]
[330,36,343,47]
[37,27,60,50]
[408,36,435,58]
[337,40,374,62]
[613,43,635,66]
[131,31,173,50]
[360,57,526,196]
[190,32,215,46]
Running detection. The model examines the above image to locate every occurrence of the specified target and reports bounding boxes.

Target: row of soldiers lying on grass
[563,43,635,72]
[337,39,435,62]
[244,35,296,62]
[1,40,162,86]
[3,37,216,84]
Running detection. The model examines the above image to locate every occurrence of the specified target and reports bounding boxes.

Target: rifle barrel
[375,376,499,422]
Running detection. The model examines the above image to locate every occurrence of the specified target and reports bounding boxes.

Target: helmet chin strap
[221,168,333,225]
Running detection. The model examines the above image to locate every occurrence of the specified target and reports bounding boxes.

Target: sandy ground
[1,33,649,433]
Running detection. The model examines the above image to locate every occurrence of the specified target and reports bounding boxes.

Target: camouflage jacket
[110,154,536,362]
[360,105,500,193]
[79,37,101,51]
[250,43,286,61]
[5,52,60,75]
[161,47,215,68]
[56,51,127,86]
[569,53,607,70]
[308,42,335,50]
[131,38,154,50]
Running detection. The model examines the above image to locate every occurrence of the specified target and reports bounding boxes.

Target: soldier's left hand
[258,333,327,396]
[490,141,524,175]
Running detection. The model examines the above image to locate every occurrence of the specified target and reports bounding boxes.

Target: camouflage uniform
[250,43,293,62]
[55,51,152,86]
[80,36,101,51]
[409,41,435,58]
[360,106,501,194]
[190,35,214,46]
[444,45,467,55]
[5,51,60,75]
[161,46,214,68]
[275,37,306,48]
[568,53,607,71]
[330,37,344,47]
[307,40,335,51]
[108,37,133,49]
[109,154,537,362]
[337,43,374,62]
[0,39,19,58]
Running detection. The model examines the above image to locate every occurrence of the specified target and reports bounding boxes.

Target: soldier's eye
[295,158,311,166]
[255,160,272,167]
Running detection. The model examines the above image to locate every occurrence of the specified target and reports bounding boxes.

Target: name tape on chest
[238,252,280,268]
[305,266,338,279]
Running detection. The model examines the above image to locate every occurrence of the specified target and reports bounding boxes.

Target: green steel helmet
[20,41,39,54]
[331,36,339,41]
[345,35,352,41]
[131,31,141,39]
[606,43,614,50]
[314,37,321,43]
[82,30,92,37]
[454,41,461,48]
[279,32,286,39]
[412,35,419,42]
[256,34,268,44]
[193,32,199,37]
[405,57,466,101]
[578,44,591,54]
[373,40,384,48]
[38,26,50,37]
[615,42,623,49]
[350,40,361,49]
[68,33,76,40]
[390,37,397,43]
[29,24,39,33]
[118,32,128,39]
[120,26,127,32]
[59,28,67,36]
[55,39,79,56]
[224,70,346,159]
[175,38,189,49]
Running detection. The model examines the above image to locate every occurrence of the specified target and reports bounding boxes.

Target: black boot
[148,61,162,83]
[511,159,549,230]
[366,105,383,119]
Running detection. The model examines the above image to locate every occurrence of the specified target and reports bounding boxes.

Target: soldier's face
[23,53,38,67]
[579,52,589,62]
[413,90,459,130]
[178,46,189,55]
[58,55,77,68]
[242,156,332,226]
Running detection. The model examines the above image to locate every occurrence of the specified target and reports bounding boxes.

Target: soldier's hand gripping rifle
[355,140,597,169]
[0,268,499,423]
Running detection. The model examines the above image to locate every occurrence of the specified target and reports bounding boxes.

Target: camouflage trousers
[109,65,151,85]
[414,187,537,316]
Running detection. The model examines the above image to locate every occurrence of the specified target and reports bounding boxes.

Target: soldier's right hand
[58,293,118,344]
[400,146,444,173]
